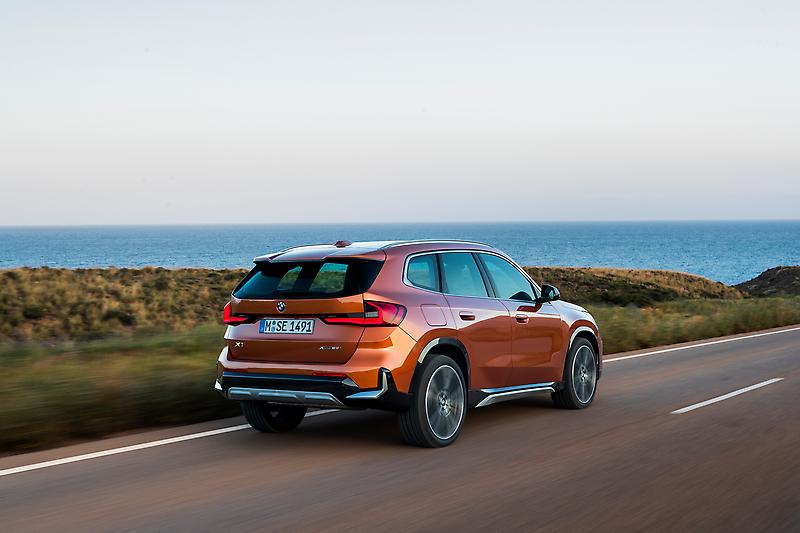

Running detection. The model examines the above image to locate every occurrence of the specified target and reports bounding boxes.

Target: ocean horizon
[1,221,798,285]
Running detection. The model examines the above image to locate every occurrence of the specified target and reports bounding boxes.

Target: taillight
[223,302,248,325]
[322,301,406,326]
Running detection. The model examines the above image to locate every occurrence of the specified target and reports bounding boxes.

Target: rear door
[477,253,565,385]
[438,252,512,389]
[226,259,382,364]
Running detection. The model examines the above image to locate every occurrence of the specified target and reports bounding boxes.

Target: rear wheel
[241,402,307,433]
[552,338,598,409]
[398,355,466,447]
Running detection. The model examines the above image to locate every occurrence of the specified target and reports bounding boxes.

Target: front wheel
[552,338,598,409]
[241,402,307,433]
[398,354,467,447]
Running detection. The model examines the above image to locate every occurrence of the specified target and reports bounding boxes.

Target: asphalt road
[2,326,799,532]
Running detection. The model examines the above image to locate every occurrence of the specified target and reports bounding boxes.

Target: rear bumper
[215,368,411,411]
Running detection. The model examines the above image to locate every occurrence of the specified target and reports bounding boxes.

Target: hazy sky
[1,1,798,225]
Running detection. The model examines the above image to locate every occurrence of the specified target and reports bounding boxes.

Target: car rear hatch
[225,254,385,364]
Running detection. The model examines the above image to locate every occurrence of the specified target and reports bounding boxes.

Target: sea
[1,221,798,285]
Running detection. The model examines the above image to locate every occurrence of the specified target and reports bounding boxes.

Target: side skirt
[469,382,558,408]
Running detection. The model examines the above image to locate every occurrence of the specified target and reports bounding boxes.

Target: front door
[477,253,565,385]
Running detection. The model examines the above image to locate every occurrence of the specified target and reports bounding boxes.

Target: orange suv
[216,240,601,447]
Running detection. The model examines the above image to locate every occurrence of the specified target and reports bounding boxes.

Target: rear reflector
[312,371,349,378]
[223,302,249,325]
[322,301,406,326]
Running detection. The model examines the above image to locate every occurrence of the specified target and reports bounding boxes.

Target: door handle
[515,313,529,323]
[459,311,476,321]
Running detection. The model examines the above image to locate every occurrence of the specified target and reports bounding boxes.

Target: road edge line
[605,326,800,363]
[0,409,338,478]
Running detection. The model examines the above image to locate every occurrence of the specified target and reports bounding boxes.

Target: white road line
[0,409,338,478]
[670,378,784,414]
[604,326,800,363]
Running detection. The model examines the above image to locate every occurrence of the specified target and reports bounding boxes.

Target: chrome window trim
[402,249,543,302]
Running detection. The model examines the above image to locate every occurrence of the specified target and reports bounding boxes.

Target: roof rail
[379,239,492,249]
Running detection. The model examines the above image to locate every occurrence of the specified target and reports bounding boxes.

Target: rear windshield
[233,259,383,300]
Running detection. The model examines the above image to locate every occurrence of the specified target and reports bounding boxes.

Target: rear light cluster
[223,300,405,327]
[322,301,406,327]
[223,302,250,325]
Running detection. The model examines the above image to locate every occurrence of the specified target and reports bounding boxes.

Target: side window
[407,254,439,291]
[439,252,489,298]
[480,254,536,301]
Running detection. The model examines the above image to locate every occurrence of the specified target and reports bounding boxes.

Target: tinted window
[440,253,488,298]
[480,254,536,301]
[406,255,439,291]
[308,262,348,293]
[277,266,301,290]
[233,259,382,299]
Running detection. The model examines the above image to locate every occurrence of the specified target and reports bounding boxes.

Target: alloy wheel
[424,365,465,440]
[572,345,597,403]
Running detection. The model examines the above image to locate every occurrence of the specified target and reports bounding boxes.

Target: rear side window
[479,253,537,301]
[233,259,383,299]
[439,252,488,298]
[406,254,439,291]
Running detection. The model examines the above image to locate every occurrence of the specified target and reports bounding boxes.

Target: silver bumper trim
[476,382,557,408]
[226,387,345,407]
[346,371,388,400]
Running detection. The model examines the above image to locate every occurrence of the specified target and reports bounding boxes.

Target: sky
[1,1,798,225]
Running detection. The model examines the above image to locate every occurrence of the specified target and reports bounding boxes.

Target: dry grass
[0,267,246,342]
[1,266,741,343]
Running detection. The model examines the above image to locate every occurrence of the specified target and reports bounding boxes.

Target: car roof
[254,240,495,262]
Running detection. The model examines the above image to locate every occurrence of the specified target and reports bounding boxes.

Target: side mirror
[538,284,561,303]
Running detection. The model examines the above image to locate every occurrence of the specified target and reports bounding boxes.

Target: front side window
[439,252,488,298]
[479,253,537,301]
[406,254,439,291]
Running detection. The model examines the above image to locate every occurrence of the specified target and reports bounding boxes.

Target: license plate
[259,318,315,335]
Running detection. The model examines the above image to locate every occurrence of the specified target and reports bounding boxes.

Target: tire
[241,402,307,433]
[552,338,598,409]
[398,354,467,448]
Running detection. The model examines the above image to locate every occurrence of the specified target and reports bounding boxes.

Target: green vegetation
[0,266,798,453]
[587,297,800,353]
[1,325,237,452]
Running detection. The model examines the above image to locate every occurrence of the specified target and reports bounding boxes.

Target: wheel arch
[569,326,602,378]
[415,337,470,390]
